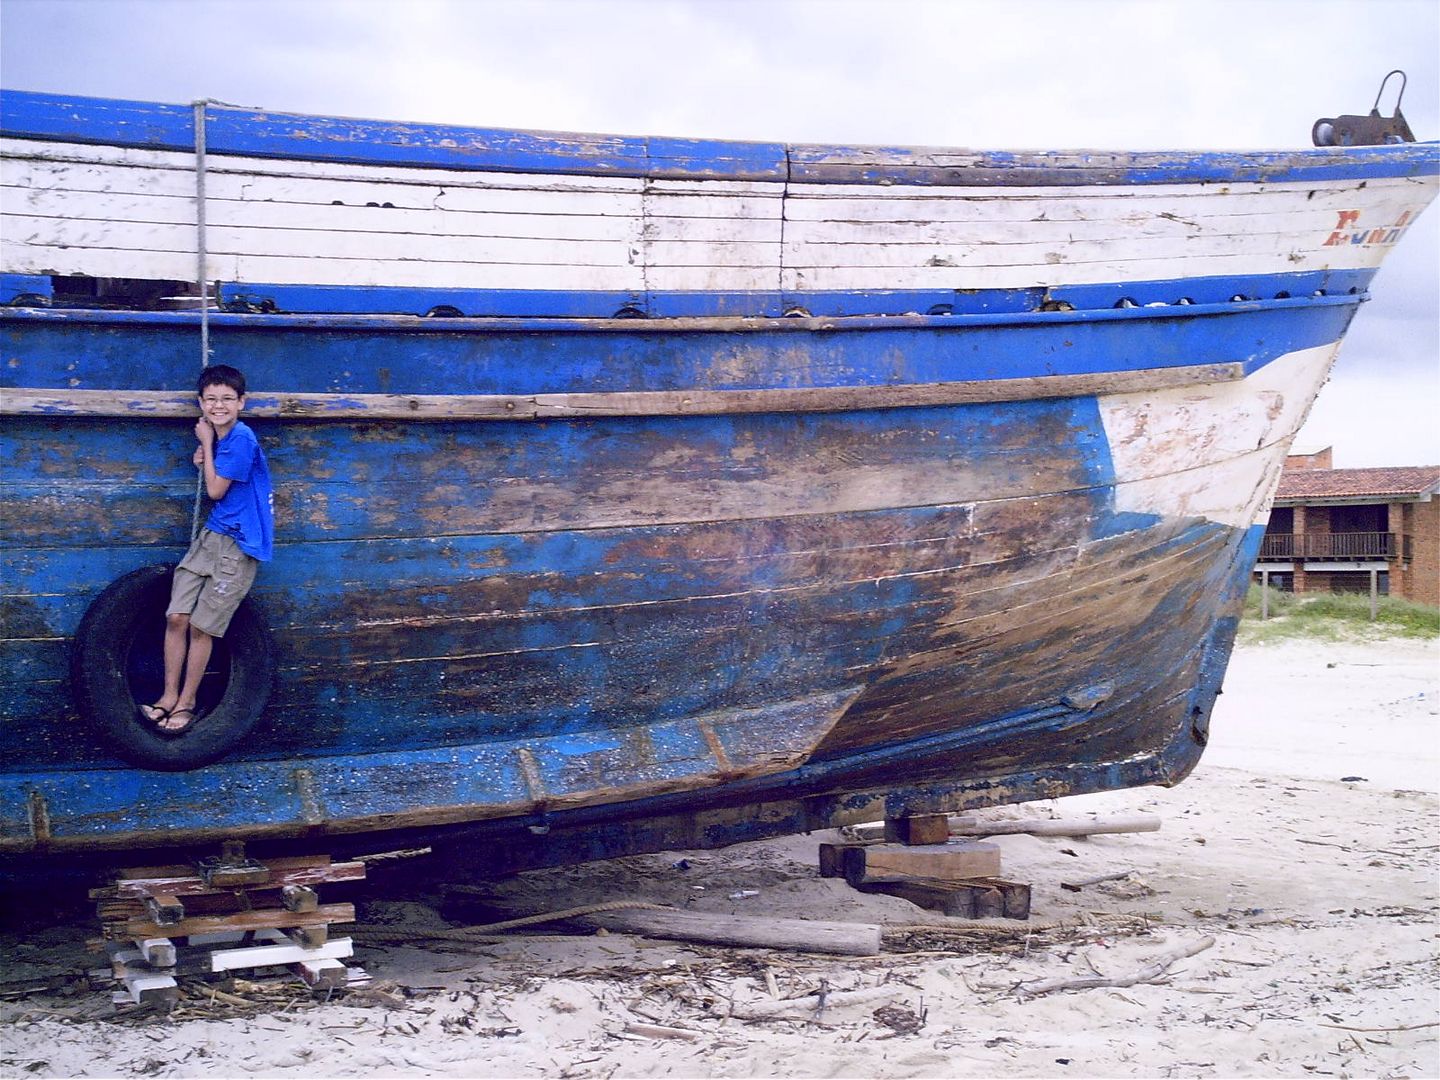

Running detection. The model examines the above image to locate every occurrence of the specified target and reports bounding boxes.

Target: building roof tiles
[1275,465,1440,501]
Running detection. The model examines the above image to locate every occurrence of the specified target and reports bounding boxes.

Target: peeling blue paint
[4,90,1436,184]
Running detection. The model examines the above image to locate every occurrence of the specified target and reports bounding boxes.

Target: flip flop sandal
[156,707,199,738]
[138,703,170,724]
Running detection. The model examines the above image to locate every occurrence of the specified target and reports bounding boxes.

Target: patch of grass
[1239,584,1440,643]
[1242,585,1295,621]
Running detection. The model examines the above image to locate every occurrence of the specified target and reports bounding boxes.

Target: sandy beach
[3,635,1437,1079]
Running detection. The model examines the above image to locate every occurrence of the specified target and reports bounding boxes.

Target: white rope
[190,99,211,541]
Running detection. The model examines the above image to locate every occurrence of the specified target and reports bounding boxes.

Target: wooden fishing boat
[1,88,1435,868]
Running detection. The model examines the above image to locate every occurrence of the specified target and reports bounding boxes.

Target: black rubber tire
[70,564,275,771]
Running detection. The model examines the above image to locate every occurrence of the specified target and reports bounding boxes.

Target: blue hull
[0,290,1305,858]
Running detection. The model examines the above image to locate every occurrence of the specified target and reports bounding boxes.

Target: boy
[141,365,273,736]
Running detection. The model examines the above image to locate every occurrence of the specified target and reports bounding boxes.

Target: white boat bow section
[1099,343,1340,530]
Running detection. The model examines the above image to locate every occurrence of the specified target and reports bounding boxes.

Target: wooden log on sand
[584,908,882,956]
[947,813,1161,838]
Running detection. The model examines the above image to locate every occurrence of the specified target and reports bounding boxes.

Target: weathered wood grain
[97,860,365,900]
[0,362,1245,421]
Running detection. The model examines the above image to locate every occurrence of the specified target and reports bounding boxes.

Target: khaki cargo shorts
[168,529,259,637]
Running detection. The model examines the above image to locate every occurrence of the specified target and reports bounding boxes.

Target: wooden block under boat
[883,813,952,846]
[818,841,1001,884]
[853,875,1032,920]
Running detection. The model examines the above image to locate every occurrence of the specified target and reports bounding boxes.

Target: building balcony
[1258,531,1397,561]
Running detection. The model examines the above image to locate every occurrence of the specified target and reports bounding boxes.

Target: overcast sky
[3,0,1437,465]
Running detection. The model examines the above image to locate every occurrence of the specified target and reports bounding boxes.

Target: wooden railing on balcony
[1258,532,1396,560]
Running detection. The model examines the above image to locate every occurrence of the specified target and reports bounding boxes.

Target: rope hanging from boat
[190,98,212,541]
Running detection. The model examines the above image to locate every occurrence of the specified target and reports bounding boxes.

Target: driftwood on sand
[1011,935,1216,997]
[583,908,883,957]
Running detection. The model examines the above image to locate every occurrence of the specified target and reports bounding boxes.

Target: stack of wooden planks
[90,842,367,1009]
[820,813,1031,920]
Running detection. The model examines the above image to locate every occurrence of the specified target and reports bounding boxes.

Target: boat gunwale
[3,88,1438,186]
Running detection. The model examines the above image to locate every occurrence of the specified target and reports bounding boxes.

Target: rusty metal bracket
[1313,70,1416,146]
[195,839,269,888]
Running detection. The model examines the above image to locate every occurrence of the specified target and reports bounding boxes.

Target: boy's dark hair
[198,365,247,398]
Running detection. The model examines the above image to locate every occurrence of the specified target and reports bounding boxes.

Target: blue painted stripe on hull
[2,270,1370,329]
[209,268,1375,319]
[1,295,1356,396]
[4,90,1437,184]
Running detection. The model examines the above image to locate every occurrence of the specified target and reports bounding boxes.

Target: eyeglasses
[201,395,240,405]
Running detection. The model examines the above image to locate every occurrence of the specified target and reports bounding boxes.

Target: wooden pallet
[92,842,368,1008]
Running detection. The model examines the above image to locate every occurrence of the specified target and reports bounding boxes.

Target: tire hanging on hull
[70,565,275,771]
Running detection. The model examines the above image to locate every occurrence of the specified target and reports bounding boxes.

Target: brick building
[1254,448,1440,608]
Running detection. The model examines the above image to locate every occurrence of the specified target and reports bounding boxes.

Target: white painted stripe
[1099,343,1339,529]
[3,136,1434,292]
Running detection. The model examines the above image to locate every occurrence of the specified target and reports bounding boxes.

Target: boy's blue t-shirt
[205,420,274,562]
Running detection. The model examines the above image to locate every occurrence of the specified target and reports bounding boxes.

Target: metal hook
[1369,70,1407,118]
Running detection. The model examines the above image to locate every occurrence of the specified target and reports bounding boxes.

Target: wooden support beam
[105,902,355,942]
[197,860,269,889]
[883,813,951,846]
[291,957,348,989]
[142,894,185,926]
[289,926,328,948]
[116,971,179,1009]
[281,885,319,913]
[209,937,353,973]
[850,875,1031,920]
[134,937,177,968]
[818,841,1001,884]
[108,854,332,885]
